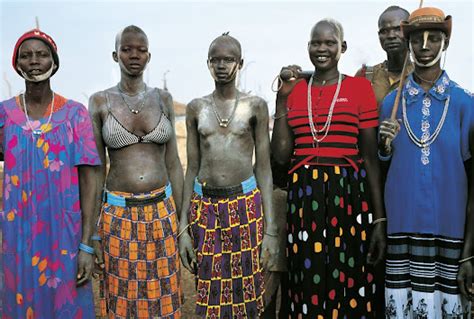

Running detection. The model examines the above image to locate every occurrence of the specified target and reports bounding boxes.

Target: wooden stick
[385,0,424,147]
[389,53,410,120]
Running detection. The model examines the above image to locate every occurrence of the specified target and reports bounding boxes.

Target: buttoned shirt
[380,72,473,238]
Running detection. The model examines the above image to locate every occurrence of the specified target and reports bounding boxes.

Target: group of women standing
[0,5,472,319]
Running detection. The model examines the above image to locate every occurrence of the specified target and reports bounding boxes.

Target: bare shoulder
[156,88,173,103]
[187,95,211,116]
[88,90,108,114]
[241,93,268,115]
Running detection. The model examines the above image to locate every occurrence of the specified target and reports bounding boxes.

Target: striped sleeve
[358,78,379,129]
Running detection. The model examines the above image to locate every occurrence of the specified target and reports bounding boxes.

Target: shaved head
[378,6,409,28]
[115,25,148,51]
[208,32,242,59]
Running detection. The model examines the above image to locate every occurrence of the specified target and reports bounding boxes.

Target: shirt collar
[404,71,450,102]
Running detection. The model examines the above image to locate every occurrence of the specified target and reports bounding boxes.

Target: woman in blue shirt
[379,7,473,318]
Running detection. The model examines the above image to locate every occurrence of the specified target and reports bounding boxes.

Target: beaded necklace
[307,73,342,144]
[402,94,450,148]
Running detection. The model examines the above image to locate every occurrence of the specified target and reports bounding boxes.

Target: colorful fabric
[98,184,183,319]
[286,165,376,318]
[380,72,473,238]
[0,96,101,319]
[286,75,378,173]
[15,94,67,118]
[385,234,471,318]
[189,176,265,318]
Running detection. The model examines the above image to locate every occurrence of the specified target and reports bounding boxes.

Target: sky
[1,0,472,113]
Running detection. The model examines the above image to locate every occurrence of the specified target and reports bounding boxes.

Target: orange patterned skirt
[98,184,183,318]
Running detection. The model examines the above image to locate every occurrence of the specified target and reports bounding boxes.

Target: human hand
[457,261,473,301]
[77,250,94,286]
[179,231,197,274]
[367,223,386,266]
[261,234,280,271]
[92,240,105,279]
[277,65,304,97]
[379,118,401,155]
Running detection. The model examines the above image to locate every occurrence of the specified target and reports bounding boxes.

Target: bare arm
[458,127,474,300]
[88,93,108,230]
[271,94,294,166]
[79,165,97,245]
[254,98,275,234]
[161,91,184,214]
[77,164,97,285]
[270,66,301,166]
[359,128,385,220]
[462,128,474,258]
[255,98,280,271]
[359,127,386,265]
[179,100,201,230]
[178,100,200,273]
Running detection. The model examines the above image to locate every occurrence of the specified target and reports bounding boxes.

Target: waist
[290,151,363,173]
[103,183,172,207]
[194,175,257,198]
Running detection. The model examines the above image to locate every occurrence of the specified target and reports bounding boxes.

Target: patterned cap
[12,29,59,77]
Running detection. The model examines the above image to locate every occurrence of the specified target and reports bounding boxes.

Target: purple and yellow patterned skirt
[189,176,265,319]
[98,184,183,319]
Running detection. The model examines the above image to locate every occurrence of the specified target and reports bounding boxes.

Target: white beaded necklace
[22,92,55,136]
[402,94,450,148]
[307,73,342,144]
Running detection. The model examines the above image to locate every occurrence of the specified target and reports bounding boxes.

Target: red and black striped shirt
[286,75,378,173]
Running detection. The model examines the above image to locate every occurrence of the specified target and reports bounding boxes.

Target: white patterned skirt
[385,233,471,319]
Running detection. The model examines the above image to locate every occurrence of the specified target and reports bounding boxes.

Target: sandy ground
[92,267,199,318]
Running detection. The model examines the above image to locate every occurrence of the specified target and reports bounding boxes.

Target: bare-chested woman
[89,25,183,318]
[178,33,279,318]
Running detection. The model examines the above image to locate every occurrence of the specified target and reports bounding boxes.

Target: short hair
[115,25,148,51]
[378,6,410,26]
[208,32,242,58]
[311,18,344,43]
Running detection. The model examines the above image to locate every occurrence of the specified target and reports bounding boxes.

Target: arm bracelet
[372,217,387,226]
[79,243,95,255]
[377,150,392,161]
[272,112,288,120]
[264,231,279,237]
[458,256,474,264]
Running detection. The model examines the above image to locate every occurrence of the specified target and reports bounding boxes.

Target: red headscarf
[12,29,60,77]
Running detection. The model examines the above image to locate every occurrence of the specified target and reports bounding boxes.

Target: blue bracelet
[79,243,95,255]
[91,235,101,241]
[378,150,392,161]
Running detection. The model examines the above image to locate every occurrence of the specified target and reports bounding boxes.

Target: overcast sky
[1,0,472,112]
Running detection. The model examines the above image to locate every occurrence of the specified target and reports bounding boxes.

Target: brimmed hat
[12,29,59,77]
[401,7,452,39]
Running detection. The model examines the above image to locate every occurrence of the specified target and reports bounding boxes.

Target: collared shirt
[380,71,473,238]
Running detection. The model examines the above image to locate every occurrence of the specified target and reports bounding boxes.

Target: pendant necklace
[211,91,240,128]
[22,92,55,136]
[117,83,149,114]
